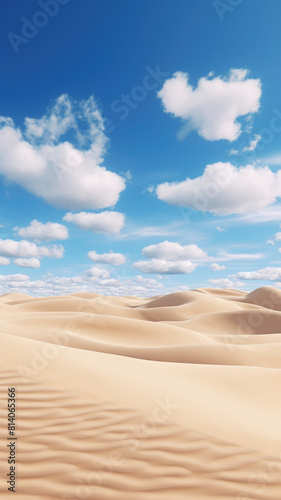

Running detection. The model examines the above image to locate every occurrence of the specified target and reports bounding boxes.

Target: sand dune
[1,287,281,498]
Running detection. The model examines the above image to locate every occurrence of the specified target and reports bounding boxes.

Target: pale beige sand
[1,286,281,499]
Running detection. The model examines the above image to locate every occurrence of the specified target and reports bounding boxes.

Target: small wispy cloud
[259,153,281,166]
[229,133,261,155]
[215,251,264,262]
[118,222,185,239]
[235,205,281,223]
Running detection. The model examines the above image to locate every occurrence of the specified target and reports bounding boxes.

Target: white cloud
[210,263,226,271]
[260,153,281,166]
[231,267,281,281]
[87,250,126,265]
[216,251,263,262]
[242,134,261,152]
[229,148,239,156]
[133,259,197,274]
[142,241,207,260]
[0,257,10,266]
[15,220,68,241]
[208,278,243,289]
[14,258,41,268]
[63,211,125,234]
[132,241,206,275]
[0,270,171,297]
[158,68,261,141]
[265,227,281,245]
[0,239,64,258]
[229,134,261,156]
[87,267,110,279]
[0,95,126,210]
[216,226,226,232]
[236,205,281,223]
[24,94,76,144]
[0,274,29,282]
[134,275,163,288]
[119,222,185,239]
[156,162,281,215]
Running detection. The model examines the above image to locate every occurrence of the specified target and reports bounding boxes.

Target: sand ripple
[1,287,281,498]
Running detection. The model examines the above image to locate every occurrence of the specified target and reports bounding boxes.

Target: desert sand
[1,286,281,499]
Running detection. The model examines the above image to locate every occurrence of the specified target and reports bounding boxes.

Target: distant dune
[1,287,281,498]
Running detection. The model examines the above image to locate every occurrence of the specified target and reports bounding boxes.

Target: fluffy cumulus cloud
[208,278,243,289]
[14,258,41,268]
[0,274,29,283]
[15,220,68,241]
[133,240,207,275]
[156,162,281,215]
[63,211,125,235]
[0,257,10,266]
[0,95,126,210]
[142,241,207,260]
[0,239,64,259]
[133,258,197,274]
[158,69,261,141]
[134,275,162,288]
[87,267,111,279]
[231,267,281,281]
[132,242,261,276]
[87,250,126,265]
[210,263,226,271]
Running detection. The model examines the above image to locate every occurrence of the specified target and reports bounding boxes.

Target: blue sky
[1,0,281,296]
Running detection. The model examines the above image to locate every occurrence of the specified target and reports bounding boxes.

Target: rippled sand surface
[1,286,281,499]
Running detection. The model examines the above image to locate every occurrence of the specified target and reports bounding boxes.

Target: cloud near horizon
[208,278,243,289]
[231,267,281,281]
[0,270,183,298]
